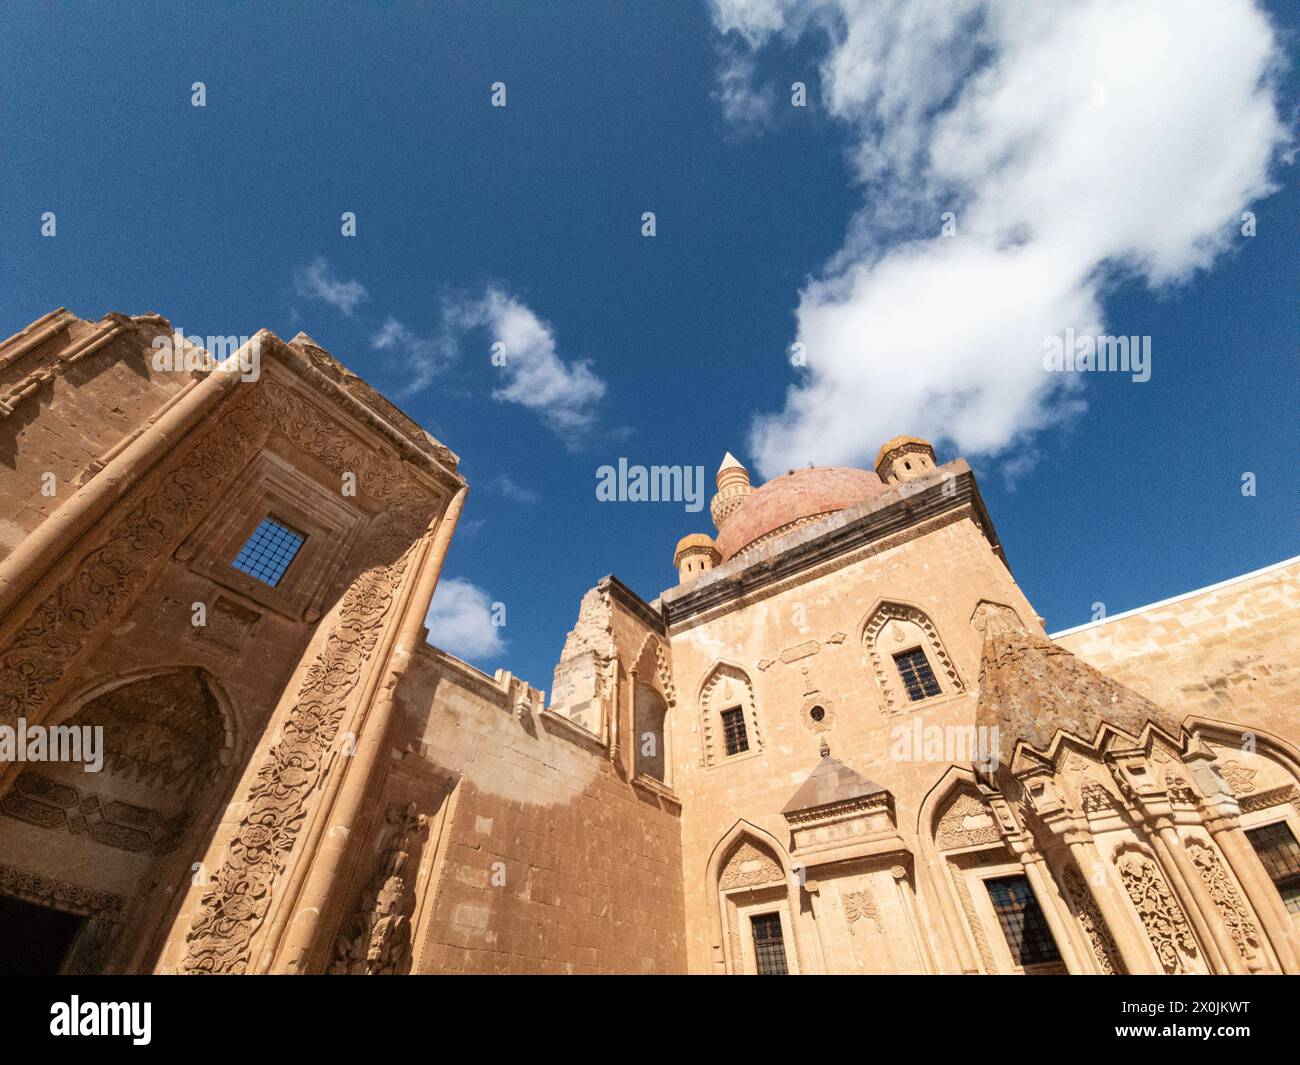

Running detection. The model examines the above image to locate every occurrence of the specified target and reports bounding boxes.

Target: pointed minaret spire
[711,451,754,530]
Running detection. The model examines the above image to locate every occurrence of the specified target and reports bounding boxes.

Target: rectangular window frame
[720,706,749,757]
[893,647,942,702]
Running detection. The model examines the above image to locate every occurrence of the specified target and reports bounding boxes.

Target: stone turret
[674,533,720,583]
[874,435,937,485]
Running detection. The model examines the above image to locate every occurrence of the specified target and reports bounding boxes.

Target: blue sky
[2,1,1296,692]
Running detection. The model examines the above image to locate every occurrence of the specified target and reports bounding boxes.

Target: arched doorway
[0,667,236,973]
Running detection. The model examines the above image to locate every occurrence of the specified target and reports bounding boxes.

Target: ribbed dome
[714,466,888,561]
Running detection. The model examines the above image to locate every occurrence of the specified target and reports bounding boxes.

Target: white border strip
[1049,556,1300,639]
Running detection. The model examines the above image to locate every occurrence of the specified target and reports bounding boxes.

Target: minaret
[710,451,754,530]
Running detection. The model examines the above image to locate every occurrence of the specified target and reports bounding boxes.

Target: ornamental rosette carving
[1186,839,1260,961]
[1115,850,1197,974]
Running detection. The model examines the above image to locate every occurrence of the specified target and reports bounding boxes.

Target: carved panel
[1114,849,1197,974]
[936,789,1001,850]
[1186,839,1261,962]
[0,771,183,854]
[718,839,783,890]
[1061,864,1121,974]
[949,864,995,972]
[1238,784,1300,817]
[331,802,429,975]
[842,887,879,934]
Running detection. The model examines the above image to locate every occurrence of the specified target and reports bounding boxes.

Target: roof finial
[819,737,830,758]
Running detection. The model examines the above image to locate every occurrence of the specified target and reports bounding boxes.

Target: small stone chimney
[874,435,937,486]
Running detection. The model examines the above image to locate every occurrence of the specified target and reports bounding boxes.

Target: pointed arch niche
[0,666,240,974]
[862,600,964,716]
[706,822,802,975]
[698,662,762,768]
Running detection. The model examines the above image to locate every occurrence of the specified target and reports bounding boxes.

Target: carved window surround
[862,601,965,717]
[697,663,763,770]
[175,449,367,623]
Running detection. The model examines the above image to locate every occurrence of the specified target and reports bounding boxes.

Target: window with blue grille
[231,518,305,587]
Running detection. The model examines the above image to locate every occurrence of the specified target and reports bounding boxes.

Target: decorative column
[266,484,467,973]
[1185,746,1300,973]
[1109,751,1240,974]
[1017,769,1158,974]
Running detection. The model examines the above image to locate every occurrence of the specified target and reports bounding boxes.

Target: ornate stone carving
[1061,864,1121,974]
[330,802,428,975]
[0,389,267,730]
[842,887,879,933]
[1114,849,1197,974]
[1220,760,1257,795]
[0,860,123,919]
[936,790,1001,850]
[949,865,995,972]
[0,771,184,854]
[1238,784,1300,816]
[1080,782,1119,814]
[718,839,783,890]
[1186,839,1260,961]
[181,522,425,974]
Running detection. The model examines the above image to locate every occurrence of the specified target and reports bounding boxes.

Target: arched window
[863,601,963,716]
[698,663,762,767]
[633,684,668,783]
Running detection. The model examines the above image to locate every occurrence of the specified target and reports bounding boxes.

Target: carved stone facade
[0,308,1297,976]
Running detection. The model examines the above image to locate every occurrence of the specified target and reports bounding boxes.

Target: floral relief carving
[181,511,429,974]
[842,887,879,933]
[330,802,428,975]
[936,790,1001,850]
[1061,863,1121,974]
[718,839,783,890]
[1186,839,1260,961]
[1114,849,1197,974]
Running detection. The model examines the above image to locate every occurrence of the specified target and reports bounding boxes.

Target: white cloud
[491,474,540,503]
[715,45,776,132]
[293,257,368,317]
[425,577,505,661]
[444,286,606,441]
[712,0,1289,478]
[370,316,453,397]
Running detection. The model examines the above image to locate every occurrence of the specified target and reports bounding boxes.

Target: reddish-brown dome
[714,466,887,561]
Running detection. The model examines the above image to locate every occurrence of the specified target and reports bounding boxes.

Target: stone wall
[0,311,193,562]
[381,644,687,974]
